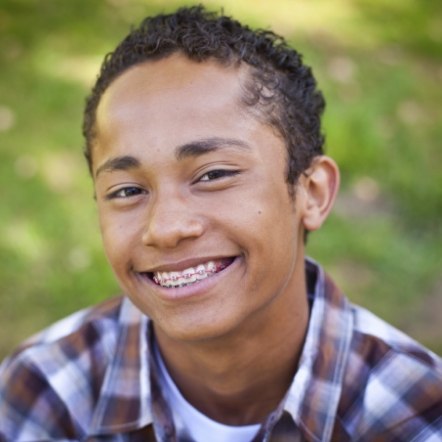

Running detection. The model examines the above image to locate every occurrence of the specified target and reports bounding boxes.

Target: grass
[0,0,441,357]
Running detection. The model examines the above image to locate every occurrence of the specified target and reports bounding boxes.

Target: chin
[153,312,244,344]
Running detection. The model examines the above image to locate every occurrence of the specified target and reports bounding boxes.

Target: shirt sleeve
[0,354,81,441]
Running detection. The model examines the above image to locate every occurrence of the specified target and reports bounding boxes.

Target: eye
[198,169,240,182]
[106,186,145,200]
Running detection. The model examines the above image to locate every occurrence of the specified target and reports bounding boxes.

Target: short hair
[83,5,325,184]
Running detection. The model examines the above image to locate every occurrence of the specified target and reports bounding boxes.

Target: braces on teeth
[152,261,226,288]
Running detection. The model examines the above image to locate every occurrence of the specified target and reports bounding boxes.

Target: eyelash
[106,186,144,200]
[197,169,240,182]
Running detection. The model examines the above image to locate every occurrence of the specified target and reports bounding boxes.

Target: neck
[154,260,309,426]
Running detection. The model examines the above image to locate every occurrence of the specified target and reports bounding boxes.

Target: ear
[298,156,340,232]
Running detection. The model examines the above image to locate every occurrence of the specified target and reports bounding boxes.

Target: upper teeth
[153,261,218,288]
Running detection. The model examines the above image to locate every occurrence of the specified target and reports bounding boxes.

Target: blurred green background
[0,0,441,358]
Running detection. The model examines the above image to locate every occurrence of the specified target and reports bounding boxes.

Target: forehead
[93,53,280,168]
[96,54,248,130]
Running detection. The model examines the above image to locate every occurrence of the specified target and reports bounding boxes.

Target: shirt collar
[283,258,353,441]
[88,297,153,435]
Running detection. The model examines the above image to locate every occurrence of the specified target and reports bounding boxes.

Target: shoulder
[0,296,126,441]
[2,295,124,381]
[338,304,442,440]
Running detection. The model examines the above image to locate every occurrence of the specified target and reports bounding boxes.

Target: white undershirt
[154,343,261,442]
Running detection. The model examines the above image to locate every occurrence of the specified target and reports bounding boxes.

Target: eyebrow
[95,155,141,178]
[95,137,250,178]
[175,137,250,160]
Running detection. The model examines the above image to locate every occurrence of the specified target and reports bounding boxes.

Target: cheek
[99,214,133,269]
[249,199,300,268]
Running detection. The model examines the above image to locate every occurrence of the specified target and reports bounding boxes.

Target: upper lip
[138,256,237,273]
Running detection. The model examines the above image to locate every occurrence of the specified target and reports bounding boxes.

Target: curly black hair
[83,5,325,184]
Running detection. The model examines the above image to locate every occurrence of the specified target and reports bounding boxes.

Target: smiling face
[92,54,312,343]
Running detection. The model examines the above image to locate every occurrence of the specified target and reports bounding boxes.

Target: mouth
[142,257,235,289]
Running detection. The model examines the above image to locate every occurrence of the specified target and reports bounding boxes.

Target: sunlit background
[1,0,441,358]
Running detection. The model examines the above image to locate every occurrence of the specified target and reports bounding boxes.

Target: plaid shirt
[1,260,441,441]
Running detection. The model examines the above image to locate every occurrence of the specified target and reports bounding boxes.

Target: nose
[141,192,204,249]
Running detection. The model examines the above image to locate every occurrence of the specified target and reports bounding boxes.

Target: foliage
[0,0,441,357]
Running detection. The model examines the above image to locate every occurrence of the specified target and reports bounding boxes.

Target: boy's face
[92,54,309,342]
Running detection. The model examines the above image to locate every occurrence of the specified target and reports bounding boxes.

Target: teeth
[152,260,225,288]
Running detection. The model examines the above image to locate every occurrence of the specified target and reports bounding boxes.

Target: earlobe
[299,156,340,232]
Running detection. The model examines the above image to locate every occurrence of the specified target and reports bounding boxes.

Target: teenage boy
[1,6,441,441]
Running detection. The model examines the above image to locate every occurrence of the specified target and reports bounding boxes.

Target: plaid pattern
[1,260,441,441]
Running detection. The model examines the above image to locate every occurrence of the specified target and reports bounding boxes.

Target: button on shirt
[0,260,441,441]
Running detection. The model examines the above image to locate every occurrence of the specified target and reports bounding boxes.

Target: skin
[92,53,339,425]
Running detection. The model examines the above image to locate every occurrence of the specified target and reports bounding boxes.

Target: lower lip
[138,257,240,302]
